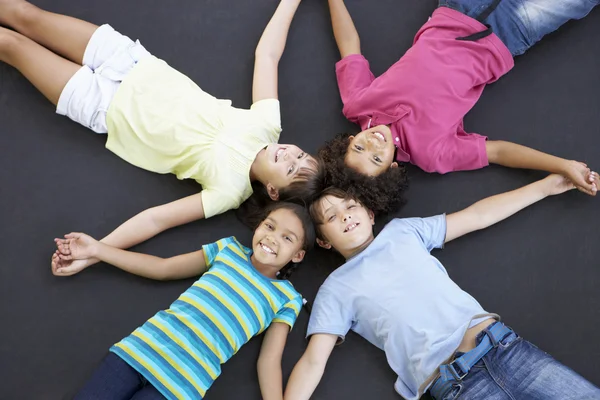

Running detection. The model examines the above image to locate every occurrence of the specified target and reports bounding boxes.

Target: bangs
[309,187,359,225]
[292,156,319,183]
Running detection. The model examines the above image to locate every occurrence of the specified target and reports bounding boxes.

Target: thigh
[130,384,168,400]
[484,335,600,399]
[511,340,600,399]
[74,352,144,400]
[488,0,600,55]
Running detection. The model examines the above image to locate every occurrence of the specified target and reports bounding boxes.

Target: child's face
[345,125,398,177]
[257,144,317,197]
[315,195,375,258]
[252,208,306,268]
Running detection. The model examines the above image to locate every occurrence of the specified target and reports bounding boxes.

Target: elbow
[255,51,280,64]
[486,140,503,164]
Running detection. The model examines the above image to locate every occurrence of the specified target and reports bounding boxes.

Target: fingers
[64,232,81,239]
[588,171,599,194]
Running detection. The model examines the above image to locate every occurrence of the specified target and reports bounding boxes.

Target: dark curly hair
[318,133,408,215]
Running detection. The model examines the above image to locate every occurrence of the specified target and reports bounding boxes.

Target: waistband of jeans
[429,321,514,400]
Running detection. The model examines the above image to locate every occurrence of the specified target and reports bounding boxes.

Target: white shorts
[56,24,152,133]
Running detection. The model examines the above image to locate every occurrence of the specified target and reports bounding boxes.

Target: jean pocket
[442,383,463,400]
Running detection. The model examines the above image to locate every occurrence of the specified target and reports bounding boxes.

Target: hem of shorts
[56,66,89,116]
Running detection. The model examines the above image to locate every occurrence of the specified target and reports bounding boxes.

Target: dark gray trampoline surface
[1,0,599,398]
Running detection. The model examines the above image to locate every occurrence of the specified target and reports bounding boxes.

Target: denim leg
[438,0,600,55]
[74,352,145,400]
[487,0,600,55]
[482,335,600,399]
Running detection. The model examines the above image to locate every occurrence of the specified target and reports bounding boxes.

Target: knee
[0,29,24,60]
[11,1,42,29]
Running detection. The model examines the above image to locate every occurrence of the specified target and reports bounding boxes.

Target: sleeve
[201,237,234,268]
[393,215,447,252]
[306,285,353,342]
[250,98,282,140]
[273,295,303,329]
[335,54,375,109]
[428,124,489,174]
[201,189,242,219]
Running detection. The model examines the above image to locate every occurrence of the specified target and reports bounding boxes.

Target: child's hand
[542,174,576,196]
[54,232,99,260]
[562,161,598,196]
[51,252,95,276]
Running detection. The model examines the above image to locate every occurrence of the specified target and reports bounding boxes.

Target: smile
[344,222,360,233]
[372,131,386,142]
[259,242,277,255]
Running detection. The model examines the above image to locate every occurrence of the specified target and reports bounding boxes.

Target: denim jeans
[74,352,165,400]
[438,0,600,55]
[433,327,600,399]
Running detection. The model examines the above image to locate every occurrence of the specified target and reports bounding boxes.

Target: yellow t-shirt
[105,56,282,218]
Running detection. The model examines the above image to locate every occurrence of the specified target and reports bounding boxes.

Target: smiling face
[345,125,398,177]
[313,194,375,259]
[254,144,317,199]
[251,207,306,270]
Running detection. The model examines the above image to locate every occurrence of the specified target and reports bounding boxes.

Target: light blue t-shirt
[307,215,492,400]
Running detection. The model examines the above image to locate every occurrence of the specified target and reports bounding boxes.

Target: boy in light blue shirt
[284,174,600,400]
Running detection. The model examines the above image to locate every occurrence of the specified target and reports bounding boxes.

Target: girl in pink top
[320,0,599,214]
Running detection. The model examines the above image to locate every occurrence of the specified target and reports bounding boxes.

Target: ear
[316,238,332,250]
[368,209,375,226]
[348,135,355,141]
[292,250,306,263]
[266,183,280,201]
[390,162,398,169]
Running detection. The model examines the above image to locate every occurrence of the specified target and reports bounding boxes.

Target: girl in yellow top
[0,0,320,274]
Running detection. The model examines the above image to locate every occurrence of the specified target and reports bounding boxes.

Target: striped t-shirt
[110,236,303,399]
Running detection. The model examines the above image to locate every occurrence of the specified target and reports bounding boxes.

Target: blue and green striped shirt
[110,237,303,399]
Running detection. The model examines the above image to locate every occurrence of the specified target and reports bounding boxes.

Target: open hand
[562,161,598,196]
[54,232,98,261]
[51,252,96,276]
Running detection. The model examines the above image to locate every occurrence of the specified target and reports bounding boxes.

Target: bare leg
[0,0,97,65]
[0,27,80,105]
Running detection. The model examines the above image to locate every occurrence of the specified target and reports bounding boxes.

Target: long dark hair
[236,155,326,228]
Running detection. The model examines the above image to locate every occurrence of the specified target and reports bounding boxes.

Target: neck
[249,148,267,184]
[342,235,375,260]
[250,255,279,279]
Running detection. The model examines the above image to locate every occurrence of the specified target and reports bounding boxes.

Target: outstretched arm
[52,192,205,276]
[328,0,361,58]
[284,334,338,400]
[486,140,598,195]
[445,174,576,243]
[257,322,292,400]
[53,232,207,280]
[252,0,302,103]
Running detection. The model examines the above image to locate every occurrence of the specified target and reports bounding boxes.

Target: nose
[343,214,352,222]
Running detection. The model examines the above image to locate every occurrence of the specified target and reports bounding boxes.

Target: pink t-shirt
[336,7,514,174]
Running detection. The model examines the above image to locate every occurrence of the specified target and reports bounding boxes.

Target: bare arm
[284,334,338,400]
[53,232,207,280]
[486,140,597,195]
[328,0,361,58]
[445,174,574,243]
[55,192,206,274]
[252,0,302,103]
[257,322,292,400]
